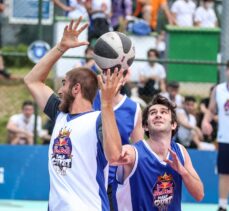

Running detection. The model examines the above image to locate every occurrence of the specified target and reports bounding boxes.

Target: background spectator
[138,48,166,99]
[176,96,203,149]
[194,0,218,28]
[155,30,166,58]
[53,0,88,19]
[133,0,174,31]
[111,0,132,32]
[160,81,184,108]
[86,0,112,42]
[171,0,196,27]
[6,101,42,145]
[75,45,100,74]
[198,85,218,143]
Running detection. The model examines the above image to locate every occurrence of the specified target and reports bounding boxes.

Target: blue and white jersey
[93,91,140,185]
[45,94,109,211]
[115,140,184,211]
[93,91,140,146]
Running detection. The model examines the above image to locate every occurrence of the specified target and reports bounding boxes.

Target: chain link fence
[0,0,227,144]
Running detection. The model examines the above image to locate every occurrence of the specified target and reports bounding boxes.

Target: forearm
[203,109,214,123]
[181,168,204,201]
[7,124,26,134]
[178,119,194,130]
[101,104,122,163]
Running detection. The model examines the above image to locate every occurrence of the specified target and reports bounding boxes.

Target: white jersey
[216,83,229,143]
[48,111,109,211]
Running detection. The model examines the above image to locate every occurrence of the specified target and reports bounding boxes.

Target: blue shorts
[217,143,229,174]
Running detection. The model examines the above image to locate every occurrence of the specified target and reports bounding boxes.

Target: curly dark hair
[142,94,178,138]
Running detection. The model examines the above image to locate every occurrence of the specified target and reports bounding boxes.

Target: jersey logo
[224,99,229,115]
[152,173,175,211]
[52,127,73,175]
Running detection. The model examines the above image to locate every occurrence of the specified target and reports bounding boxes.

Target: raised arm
[130,107,144,143]
[165,147,204,201]
[98,69,124,163]
[24,17,89,111]
[201,87,217,135]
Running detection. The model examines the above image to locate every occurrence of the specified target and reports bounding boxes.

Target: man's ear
[171,122,177,131]
[72,83,81,97]
[143,124,149,133]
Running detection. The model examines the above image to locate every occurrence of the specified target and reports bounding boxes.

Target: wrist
[101,102,113,109]
[56,43,68,53]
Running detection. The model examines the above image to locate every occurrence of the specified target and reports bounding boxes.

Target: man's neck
[113,93,124,107]
[69,98,93,114]
[147,132,171,160]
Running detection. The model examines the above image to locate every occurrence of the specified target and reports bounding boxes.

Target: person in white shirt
[176,96,203,149]
[53,0,88,19]
[160,81,183,108]
[7,100,42,145]
[202,61,229,211]
[171,0,196,27]
[138,48,166,98]
[194,0,217,28]
[85,0,112,41]
[24,17,124,211]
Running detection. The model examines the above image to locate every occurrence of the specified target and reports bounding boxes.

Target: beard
[59,90,74,113]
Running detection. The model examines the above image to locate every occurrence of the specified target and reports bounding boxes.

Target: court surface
[0,200,228,211]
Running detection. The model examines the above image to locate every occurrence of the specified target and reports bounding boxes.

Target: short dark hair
[184,96,196,103]
[22,100,34,109]
[85,45,94,55]
[167,81,179,89]
[66,67,98,104]
[147,48,159,58]
[142,94,178,138]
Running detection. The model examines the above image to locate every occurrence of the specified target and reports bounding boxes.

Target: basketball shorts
[217,143,229,174]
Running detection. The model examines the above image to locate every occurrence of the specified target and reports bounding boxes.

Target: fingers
[77,22,89,34]
[68,19,74,30]
[164,159,173,166]
[97,74,104,90]
[76,41,90,47]
[73,16,82,30]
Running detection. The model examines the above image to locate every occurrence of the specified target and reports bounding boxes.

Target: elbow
[195,192,204,202]
[194,187,204,202]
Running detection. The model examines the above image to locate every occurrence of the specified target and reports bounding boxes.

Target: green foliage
[1,44,34,67]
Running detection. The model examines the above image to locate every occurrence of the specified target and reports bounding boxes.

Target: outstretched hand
[59,17,89,51]
[164,148,187,176]
[98,68,124,107]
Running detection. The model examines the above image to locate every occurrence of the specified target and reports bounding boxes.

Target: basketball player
[202,61,229,211]
[93,70,144,210]
[24,17,124,211]
[112,95,204,210]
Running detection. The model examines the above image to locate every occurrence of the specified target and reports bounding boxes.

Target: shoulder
[10,114,21,121]
[176,108,185,114]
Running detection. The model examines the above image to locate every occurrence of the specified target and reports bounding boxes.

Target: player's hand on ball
[98,68,124,107]
[59,17,89,51]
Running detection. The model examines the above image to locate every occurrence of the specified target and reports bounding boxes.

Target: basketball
[93,31,135,72]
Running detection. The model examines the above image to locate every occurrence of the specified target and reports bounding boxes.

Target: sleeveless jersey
[48,111,109,211]
[216,83,229,143]
[93,91,140,184]
[115,140,184,211]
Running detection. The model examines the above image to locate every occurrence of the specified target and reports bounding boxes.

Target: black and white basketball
[93,31,135,72]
